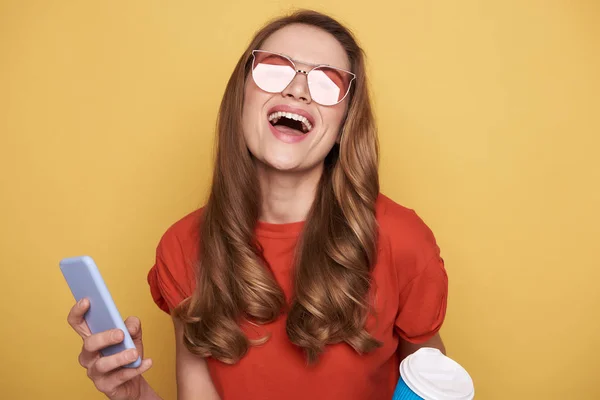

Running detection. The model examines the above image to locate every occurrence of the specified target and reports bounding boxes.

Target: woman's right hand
[67,298,153,400]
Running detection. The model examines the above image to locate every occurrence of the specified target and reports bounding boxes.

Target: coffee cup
[392,347,474,400]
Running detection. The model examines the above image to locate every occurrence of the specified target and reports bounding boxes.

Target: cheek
[320,105,347,136]
[242,87,260,140]
[242,81,270,131]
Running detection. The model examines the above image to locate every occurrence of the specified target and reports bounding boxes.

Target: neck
[256,163,323,224]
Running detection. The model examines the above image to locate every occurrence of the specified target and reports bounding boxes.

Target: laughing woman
[67,10,448,400]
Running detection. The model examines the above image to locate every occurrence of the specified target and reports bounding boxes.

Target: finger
[96,359,153,396]
[83,329,124,353]
[78,346,100,369]
[92,348,139,375]
[124,316,144,354]
[124,316,141,340]
[67,298,91,338]
[111,358,153,386]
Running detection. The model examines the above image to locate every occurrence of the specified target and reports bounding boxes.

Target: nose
[281,72,312,104]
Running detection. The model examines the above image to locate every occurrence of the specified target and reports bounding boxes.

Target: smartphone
[59,255,142,368]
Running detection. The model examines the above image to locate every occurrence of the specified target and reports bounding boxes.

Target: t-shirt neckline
[255,219,305,239]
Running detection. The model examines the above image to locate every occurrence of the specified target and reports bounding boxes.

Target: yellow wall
[1,1,598,398]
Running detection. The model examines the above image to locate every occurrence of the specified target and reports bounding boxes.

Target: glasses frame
[250,49,356,106]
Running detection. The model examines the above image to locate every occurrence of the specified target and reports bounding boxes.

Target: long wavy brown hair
[174,9,381,364]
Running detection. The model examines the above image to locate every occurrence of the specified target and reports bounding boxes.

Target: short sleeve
[147,214,198,314]
[378,197,449,344]
[394,255,448,343]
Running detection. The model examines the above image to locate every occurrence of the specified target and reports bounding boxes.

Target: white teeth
[267,111,313,133]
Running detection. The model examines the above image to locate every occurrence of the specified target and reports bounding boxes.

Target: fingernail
[112,330,123,341]
[128,350,138,361]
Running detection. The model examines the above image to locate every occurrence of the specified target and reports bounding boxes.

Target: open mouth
[268,112,313,135]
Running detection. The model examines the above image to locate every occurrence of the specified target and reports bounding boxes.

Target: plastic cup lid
[399,347,474,400]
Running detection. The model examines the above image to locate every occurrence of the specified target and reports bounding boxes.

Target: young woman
[67,10,448,400]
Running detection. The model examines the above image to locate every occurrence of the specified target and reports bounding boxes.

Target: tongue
[273,124,304,136]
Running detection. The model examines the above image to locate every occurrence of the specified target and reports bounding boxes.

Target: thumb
[124,316,143,349]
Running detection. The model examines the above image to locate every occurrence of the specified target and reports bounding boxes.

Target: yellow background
[1,1,599,398]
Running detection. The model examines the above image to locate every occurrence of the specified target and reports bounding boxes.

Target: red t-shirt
[147,193,448,399]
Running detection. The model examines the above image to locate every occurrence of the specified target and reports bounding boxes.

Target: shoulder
[157,208,204,254]
[375,193,442,279]
[148,207,204,313]
[375,193,439,251]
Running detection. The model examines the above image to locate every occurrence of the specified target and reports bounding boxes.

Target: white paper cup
[392,347,475,400]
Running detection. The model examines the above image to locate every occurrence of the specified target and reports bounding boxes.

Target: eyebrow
[263,50,350,72]
[286,54,323,68]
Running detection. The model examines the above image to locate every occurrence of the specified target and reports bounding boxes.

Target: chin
[263,157,303,172]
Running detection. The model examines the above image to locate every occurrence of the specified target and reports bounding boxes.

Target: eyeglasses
[250,50,356,106]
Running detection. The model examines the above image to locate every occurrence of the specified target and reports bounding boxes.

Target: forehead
[259,24,350,71]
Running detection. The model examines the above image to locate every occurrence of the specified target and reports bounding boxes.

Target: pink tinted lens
[252,52,296,93]
[308,67,351,105]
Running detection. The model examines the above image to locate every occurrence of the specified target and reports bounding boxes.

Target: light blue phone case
[60,255,142,368]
